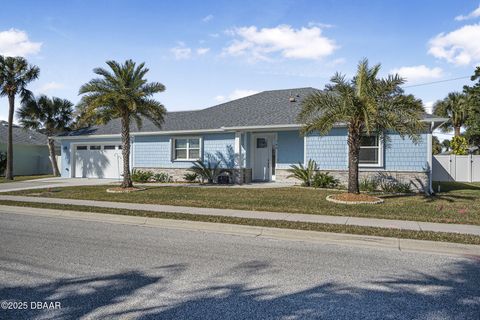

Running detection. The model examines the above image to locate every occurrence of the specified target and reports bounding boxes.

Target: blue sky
[1,0,479,140]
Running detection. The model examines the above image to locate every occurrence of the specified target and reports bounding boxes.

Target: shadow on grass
[1,259,479,319]
[433,181,480,193]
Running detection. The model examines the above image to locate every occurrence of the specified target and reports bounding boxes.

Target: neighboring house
[56,88,446,191]
[0,120,53,175]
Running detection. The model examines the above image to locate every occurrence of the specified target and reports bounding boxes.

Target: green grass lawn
[0,174,54,183]
[5,181,480,225]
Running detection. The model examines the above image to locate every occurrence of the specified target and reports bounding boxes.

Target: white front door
[74,144,123,178]
[253,135,272,181]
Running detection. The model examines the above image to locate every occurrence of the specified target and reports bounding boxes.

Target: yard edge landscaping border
[326,194,384,205]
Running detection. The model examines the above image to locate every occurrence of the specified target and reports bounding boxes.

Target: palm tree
[432,136,442,155]
[78,60,166,188]
[433,92,468,137]
[17,95,74,176]
[0,55,40,180]
[298,58,424,194]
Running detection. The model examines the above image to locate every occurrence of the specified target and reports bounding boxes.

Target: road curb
[1,204,479,257]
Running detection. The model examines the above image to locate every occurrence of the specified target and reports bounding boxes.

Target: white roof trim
[53,116,447,140]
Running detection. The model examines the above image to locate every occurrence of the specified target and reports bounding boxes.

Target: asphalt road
[0,210,479,319]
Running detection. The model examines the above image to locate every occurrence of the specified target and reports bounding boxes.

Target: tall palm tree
[78,60,166,188]
[298,58,424,194]
[0,55,40,179]
[17,95,74,176]
[433,92,468,137]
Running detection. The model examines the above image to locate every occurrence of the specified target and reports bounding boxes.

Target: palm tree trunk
[121,112,133,188]
[5,94,15,180]
[454,126,461,137]
[347,125,360,194]
[47,138,60,176]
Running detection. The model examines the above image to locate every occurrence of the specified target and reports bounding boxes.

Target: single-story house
[56,88,446,192]
[0,120,54,175]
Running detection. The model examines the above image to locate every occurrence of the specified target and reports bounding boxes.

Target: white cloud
[214,89,260,103]
[424,101,434,114]
[36,81,64,94]
[223,24,338,62]
[428,23,480,65]
[170,42,192,60]
[0,28,42,57]
[196,47,210,55]
[390,65,443,83]
[455,5,480,21]
[202,14,214,23]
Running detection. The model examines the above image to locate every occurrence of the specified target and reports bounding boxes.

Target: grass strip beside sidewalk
[1,200,479,245]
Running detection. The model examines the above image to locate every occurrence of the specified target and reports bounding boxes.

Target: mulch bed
[106,187,145,193]
[326,193,384,205]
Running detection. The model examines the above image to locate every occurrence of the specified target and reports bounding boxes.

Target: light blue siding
[384,133,428,171]
[276,131,304,169]
[133,135,172,167]
[305,128,348,170]
[134,133,235,168]
[303,129,427,172]
[59,128,429,178]
[204,133,236,167]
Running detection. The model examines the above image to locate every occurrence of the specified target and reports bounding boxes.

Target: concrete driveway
[0,177,118,193]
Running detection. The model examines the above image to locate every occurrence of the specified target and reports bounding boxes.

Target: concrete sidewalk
[0,194,480,236]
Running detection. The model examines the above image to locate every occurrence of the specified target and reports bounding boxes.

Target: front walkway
[1,195,479,236]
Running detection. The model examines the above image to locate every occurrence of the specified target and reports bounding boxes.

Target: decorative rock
[106,187,146,193]
[326,194,384,205]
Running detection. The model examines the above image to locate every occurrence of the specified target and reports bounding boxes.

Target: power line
[402,76,471,88]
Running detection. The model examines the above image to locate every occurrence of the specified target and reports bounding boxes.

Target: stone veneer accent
[134,167,252,184]
[275,169,429,193]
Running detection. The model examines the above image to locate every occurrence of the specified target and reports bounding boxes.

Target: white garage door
[74,144,123,178]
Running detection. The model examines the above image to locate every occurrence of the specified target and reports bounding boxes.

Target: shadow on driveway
[1,259,479,319]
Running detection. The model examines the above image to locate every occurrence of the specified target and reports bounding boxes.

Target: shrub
[184,172,199,182]
[451,136,468,155]
[360,177,379,192]
[376,173,413,193]
[0,152,6,176]
[312,172,339,189]
[153,172,173,183]
[287,159,317,187]
[188,160,225,184]
[131,169,153,183]
[391,181,413,193]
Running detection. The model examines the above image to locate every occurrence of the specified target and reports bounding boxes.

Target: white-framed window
[359,134,383,167]
[172,137,201,161]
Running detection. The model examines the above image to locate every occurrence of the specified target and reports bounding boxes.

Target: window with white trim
[359,135,382,166]
[173,138,201,160]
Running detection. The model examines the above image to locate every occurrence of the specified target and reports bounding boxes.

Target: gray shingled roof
[0,121,47,145]
[60,88,319,136]
[59,87,442,137]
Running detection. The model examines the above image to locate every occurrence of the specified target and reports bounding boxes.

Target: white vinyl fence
[432,155,480,182]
